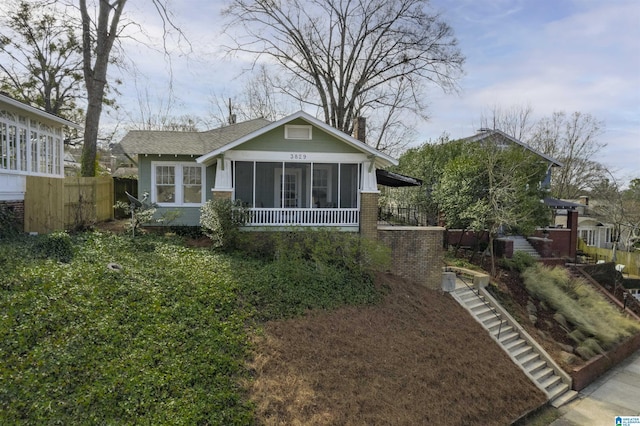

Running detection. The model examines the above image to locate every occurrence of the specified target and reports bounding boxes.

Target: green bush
[33,231,74,263]
[235,229,389,320]
[0,205,21,239]
[499,251,536,272]
[200,199,248,250]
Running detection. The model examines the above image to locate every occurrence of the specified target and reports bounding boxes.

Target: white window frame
[151,161,205,206]
[0,110,64,177]
[284,124,312,140]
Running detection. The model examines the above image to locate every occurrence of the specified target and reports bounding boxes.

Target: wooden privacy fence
[24,176,114,234]
[578,239,640,277]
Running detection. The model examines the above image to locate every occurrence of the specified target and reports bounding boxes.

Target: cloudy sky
[112,0,639,184]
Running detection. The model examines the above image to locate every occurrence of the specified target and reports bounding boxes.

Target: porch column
[360,192,379,239]
[213,158,233,201]
[360,162,379,239]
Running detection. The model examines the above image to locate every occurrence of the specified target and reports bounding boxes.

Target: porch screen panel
[235,161,254,207]
[313,163,338,208]
[255,162,278,208]
[339,164,359,208]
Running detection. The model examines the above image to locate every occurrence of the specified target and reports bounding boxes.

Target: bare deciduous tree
[75,0,189,176]
[529,111,605,199]
[478,104,535,142]
[223,0,464,147]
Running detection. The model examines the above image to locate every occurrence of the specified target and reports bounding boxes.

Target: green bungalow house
[119,111,399,237]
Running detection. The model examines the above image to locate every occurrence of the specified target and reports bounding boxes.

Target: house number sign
[289,153,308,160]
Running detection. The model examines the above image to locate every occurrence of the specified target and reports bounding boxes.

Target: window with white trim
[152,162,205,205]
[0,109,64,176]
[284,125,312,140]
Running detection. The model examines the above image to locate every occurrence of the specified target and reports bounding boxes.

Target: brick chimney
[353,117,366,144]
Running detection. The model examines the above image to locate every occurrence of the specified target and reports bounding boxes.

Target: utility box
[442,272,456,292]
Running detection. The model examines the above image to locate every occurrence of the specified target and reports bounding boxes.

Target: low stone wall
[378,226,445,289]
[570,333,640,391]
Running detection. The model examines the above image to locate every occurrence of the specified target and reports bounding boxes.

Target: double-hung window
[152,162,204,205]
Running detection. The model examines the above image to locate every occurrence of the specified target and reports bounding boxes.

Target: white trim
[196,110,397,167]
[0,94,81,129]
[151,161,206,207]
[214,158,233,190]
[224,150,368,163]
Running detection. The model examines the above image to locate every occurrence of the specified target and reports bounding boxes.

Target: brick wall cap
[378,226,445,231]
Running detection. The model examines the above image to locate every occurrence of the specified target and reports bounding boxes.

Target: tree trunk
[80,87,104,176]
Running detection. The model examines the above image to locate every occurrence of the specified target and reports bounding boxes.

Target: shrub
[33,231,74,263]
[113,192,163,235]
[200,199,248,250]
[522,264,640,351]
[499,251,536,272]
[234,229,390,320]
[0,205,21,239]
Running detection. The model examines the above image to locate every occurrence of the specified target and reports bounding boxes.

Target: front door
[275,169,301,208]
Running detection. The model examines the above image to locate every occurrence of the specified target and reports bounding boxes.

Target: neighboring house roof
[119,118,271,156]
[196,111,398,168]
[463,129,563,167]
[0,92,82,130]
[543,197,584,209]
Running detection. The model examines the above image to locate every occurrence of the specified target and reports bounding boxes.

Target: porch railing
[245,208,359,227]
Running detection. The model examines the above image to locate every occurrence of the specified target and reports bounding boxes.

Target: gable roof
[463,129,563,167]
[0,92,82,130]
[196,111,398,167]
[119,118,271,156]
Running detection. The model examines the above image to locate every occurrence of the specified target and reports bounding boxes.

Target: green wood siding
[138,155,215,226]
[238,119,360,153]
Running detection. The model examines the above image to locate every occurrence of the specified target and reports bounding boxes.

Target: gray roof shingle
[119,118,271,155]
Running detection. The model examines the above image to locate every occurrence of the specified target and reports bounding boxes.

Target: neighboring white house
[0,92,82,215]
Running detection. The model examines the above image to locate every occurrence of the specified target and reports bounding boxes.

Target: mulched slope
[248,273,546,425]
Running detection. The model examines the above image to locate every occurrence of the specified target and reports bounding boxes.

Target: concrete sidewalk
[550,349,640,426]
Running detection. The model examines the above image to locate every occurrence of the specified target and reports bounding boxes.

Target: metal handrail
[452,268,505,340]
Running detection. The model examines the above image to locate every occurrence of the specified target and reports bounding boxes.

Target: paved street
[550,349,640,426]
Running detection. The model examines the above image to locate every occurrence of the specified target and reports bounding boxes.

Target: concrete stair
[453,286,578,408]
[508,236,541,259]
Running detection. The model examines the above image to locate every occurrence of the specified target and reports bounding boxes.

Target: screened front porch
[233,161,361,227]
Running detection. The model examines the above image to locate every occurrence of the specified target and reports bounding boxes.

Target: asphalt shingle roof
[119,118,271,155]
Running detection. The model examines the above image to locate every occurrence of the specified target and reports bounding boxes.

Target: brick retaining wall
[378,226,445,289]
[570,333,640,390]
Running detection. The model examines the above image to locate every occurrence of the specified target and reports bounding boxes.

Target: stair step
[551,389,579,408]
[533,366,554,382]
[540,374,562,390]
[518,351,540,366]
[476,309,497,321]
[493,324,513,338]
[486,319,505,333]
[525,359,547,375]
[513,345,534,360]
[505,338,527,352]
[499,331,519,345]
[547,381,569,401]
[468,300,489,311]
